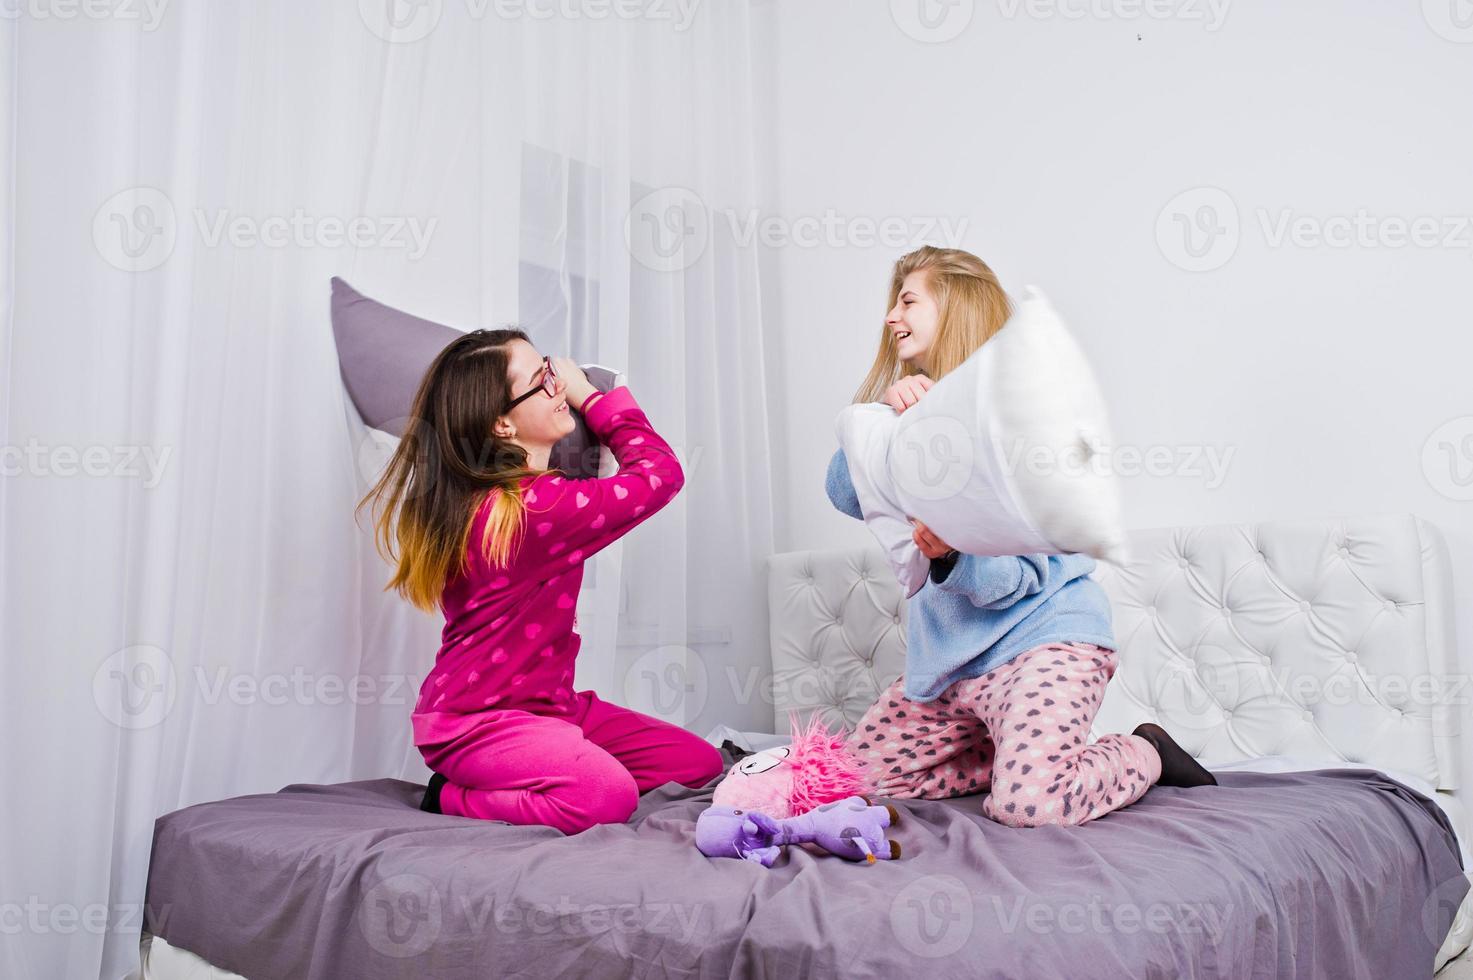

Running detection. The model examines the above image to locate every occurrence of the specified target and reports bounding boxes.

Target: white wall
[754,1,1473,763]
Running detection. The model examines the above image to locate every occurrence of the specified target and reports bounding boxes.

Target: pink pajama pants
[419,689,724,835]
[846,642,1161,828]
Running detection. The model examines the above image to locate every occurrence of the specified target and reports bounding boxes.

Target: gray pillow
[329,277,618,479]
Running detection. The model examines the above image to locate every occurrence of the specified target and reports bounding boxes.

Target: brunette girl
[361,330,722,834]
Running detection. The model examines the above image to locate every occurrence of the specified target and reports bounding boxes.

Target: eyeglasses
[506,356,558,410]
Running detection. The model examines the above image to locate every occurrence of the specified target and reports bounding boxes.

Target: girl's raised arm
[513,386,684,575]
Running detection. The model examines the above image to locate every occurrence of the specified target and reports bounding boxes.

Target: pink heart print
[613,485,628,500]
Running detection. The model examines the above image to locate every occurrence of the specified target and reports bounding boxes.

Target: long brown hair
[854,245,1013,403]
[356,329,543,613]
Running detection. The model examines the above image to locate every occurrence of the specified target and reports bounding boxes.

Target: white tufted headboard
[767,513,1462,793]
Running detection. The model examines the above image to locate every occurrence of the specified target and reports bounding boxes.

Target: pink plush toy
[711,712,871,819]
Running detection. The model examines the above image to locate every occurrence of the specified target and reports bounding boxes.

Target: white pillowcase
[835,285,1128,596]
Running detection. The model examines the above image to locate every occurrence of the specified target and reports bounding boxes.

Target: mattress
[142,745,1467,980]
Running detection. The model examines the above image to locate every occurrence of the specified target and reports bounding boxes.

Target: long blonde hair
[854,245,1013,403]
[356,329,544,613]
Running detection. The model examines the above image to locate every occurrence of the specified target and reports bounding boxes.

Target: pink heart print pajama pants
[845,641,1162,828]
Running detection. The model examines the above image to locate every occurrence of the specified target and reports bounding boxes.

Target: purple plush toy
[695,795,902,868]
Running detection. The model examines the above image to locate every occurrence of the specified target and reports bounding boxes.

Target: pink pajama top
[411,386,684,747]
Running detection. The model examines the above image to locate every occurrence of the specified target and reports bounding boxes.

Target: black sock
[420,772,448,813]
[1134,723,1218,788]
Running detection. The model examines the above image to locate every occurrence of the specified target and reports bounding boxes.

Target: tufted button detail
[770,525,1444,795]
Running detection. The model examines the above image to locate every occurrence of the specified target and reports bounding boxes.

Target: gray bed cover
[144,758,1468,979]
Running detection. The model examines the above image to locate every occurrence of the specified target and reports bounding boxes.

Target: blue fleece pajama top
[825,448,1116,703]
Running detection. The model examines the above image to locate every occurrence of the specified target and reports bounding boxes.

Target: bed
[141,513,1473,978]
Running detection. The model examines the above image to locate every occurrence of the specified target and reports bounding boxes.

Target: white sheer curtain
[0,3,773,978]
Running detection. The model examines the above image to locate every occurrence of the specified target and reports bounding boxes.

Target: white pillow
[835,285,1128,596]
